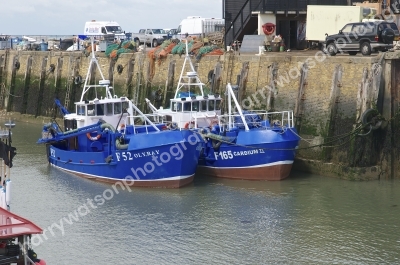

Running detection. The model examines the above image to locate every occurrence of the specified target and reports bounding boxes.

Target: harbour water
[8,121,400,264]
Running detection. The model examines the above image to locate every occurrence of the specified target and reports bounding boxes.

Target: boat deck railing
[123,114,171,134]
[216,110,295,131]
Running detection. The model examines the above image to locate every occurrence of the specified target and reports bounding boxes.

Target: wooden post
[70,57,81,109]
[108,59,116,85]
[294,62,308,131]
[87,56,97,100]
[371,62,384,113]
[238,61,249,104]
[212,62,222,94]
[143,60,152,111]
[356,67,370,124]
[36,57,48,117]
[0,54,5,110]
[164,58,175,107]
[126,59,135,99]
[21,56,32,114]
[324,64,343,161]
[7,56,18,112]
[54,57,63,101]
[265,62,278,111]
[383,60,393,178]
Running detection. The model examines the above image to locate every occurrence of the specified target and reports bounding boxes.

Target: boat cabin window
[87,104,95,116]
[183,102,191,111]
[106,103,113,115]
[208,100,215,111]
[192,101,199,111]
[215,99,221,110]
[122,101,129,113]
[64,119,77,131]
[114,102,122,114]
[96,104,104,116]
[77,105,85,115]
[201,100,207,112]
[172,102,182,112]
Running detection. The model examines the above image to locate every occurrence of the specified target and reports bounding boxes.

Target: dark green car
[323,20,399,56]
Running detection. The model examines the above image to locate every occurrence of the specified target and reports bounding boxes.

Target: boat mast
[226,83,249,131]
[80,36,112,102]
[174,40,204,98]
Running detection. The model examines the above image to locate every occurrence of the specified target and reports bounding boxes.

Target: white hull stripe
[198,160,294,169]
[50,164,193,181]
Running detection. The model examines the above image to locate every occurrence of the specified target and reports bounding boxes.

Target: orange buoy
[86,131,101,141]
[184,121,195,130]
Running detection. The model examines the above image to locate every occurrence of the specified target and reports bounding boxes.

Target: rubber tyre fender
[135,39,140,48]
[117,64,124,74]
[14,61,20,70]
[360,42,372,56]
[348,51,357,56]
[49,64,56,72]
[208,70,214,84]
[74,75,82,85]
[361,108,381,130]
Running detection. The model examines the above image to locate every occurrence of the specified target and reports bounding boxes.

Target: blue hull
[197,128,300,180]
[44,127,203,188]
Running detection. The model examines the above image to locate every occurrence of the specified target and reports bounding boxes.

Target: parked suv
[324,20,399,56]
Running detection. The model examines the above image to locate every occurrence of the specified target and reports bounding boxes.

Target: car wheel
[361,42,372,56]
[348,51,357,56]
[327,43,337,56]
[152,39,158,47]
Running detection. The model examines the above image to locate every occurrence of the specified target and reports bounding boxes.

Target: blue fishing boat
[146,40,300,181]
[37,21,203,188]
[196,84,300,180]
[146,40,223,130]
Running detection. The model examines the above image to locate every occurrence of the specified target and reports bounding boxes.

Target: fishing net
[105,44,119,57]
[117,48,132,57]
[158,42,177,64]
[190,41,204,55]
[171,39,194,55]
[106,41,136,60]
[204,49,224,56]
[153,40,170,60]
[196,45,218,60]
[109,50,118,59]
[171,41,185,54]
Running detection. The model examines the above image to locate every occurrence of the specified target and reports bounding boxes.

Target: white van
[84,20,126,40]
[173,16,224,39]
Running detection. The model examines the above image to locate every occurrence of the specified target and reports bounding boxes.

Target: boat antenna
[173,39,204,98]
[79,35,109,102]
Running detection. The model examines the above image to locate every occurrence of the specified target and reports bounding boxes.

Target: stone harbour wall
[0,49,399,180]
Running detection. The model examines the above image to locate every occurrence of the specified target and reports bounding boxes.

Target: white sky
[0,0,223,36]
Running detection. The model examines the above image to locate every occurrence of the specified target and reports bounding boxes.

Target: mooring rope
[193,122,368,152]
